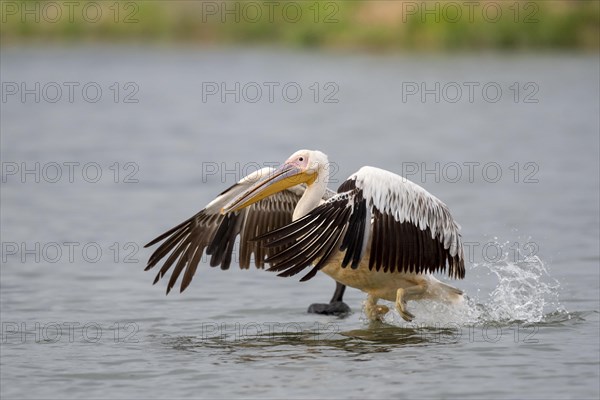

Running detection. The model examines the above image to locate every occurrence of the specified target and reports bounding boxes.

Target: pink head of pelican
[222,149,330,220]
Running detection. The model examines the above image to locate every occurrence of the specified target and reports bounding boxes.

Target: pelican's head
[282,149,329,179]
[221,149,329,214]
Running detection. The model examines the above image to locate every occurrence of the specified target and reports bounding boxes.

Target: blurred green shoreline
[1,1,598,51]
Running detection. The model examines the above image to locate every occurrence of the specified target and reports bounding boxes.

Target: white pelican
[145,150,465,321]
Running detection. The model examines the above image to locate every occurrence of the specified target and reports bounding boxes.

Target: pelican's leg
[307,282,351,316]
[364,295,390,321]
[395,285,426,322]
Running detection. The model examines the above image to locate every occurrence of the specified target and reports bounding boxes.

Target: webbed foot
[308,301,351,316]
[308,282,350,316]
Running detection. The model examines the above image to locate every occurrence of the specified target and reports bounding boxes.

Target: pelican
[145,150,465,321]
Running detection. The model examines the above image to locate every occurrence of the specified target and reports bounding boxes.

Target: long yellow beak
[221,163,315,214]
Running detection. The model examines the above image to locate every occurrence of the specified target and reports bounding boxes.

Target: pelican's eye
[299,157,304,162]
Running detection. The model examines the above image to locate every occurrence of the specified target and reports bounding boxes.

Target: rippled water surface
[1,47,599,399]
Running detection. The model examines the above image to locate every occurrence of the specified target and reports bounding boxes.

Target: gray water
[1,47,599,399]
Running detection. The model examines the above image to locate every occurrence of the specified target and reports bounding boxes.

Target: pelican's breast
[319,243,429,302]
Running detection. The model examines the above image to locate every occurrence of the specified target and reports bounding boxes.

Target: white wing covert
[258,166,465,282]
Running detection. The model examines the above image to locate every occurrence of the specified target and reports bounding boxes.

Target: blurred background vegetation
[1,0,598,51]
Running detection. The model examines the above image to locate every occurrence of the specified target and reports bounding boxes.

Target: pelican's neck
[293,169,328,221]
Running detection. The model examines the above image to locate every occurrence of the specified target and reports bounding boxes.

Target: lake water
[1,46,599,399]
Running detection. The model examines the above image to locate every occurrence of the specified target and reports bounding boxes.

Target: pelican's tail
[428,277,464,304]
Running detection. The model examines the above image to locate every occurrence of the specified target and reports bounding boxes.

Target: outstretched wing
[258,166,465,282]
[145,168,302,294]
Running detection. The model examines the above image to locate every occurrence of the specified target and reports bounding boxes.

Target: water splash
[474,254,564,323]
[382,241,569,327]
